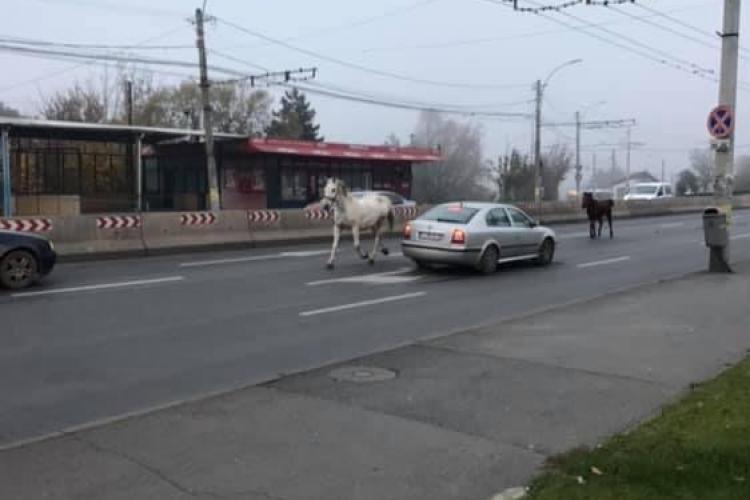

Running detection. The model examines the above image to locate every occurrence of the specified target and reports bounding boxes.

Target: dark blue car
[0,230,57,289]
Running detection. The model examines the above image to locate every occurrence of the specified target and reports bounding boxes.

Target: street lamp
[535,58,583,213]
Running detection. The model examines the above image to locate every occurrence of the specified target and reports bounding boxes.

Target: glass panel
[420,204,479,224]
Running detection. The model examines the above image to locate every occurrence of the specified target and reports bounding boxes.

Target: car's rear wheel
[0,250,39,289]
[476,246,499,275]
[536,238,555,266]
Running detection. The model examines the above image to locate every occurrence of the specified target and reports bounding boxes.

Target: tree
[540,145,573,201]
[383,133,401,147]
[689,148,713,193]
[41,83,107,122]
[675,169,700,196]
[410,111,492,203]
[500,150,534,201]
[0,101,21,118]
[265,88,322,141]
[587,163,626,190]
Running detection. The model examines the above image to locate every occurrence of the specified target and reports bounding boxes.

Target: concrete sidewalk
[2,263,749,500]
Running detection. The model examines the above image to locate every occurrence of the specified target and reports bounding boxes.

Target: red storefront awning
[247,138,441,162]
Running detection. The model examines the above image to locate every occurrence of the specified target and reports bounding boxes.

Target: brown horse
[582,192,614,239]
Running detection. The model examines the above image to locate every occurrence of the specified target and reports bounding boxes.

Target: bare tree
[41,82,107,122]
[410,111,492,203]
[0,101,21,118]
[689,148,713,192]
[383,133,401,147]
[541,145,573,201]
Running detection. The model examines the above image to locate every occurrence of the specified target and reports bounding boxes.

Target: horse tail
[388,209,395,231]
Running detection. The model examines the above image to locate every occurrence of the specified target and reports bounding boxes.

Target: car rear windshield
[420,205,479,224]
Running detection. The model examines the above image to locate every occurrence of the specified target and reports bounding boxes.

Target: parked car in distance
[623,182,674,201]
[351,190,416,207]
[0,230,57,289]
[401,202,556,274]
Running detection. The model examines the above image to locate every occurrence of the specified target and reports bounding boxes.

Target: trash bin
[703,208,728,248]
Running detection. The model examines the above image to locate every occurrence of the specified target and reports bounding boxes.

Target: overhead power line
[480,0,718,82]
[634,2,750,57]
[0,35,193,51]
[285,82,531,119]
[0,25,192,93]
[215,16,529,89]
[0,42,247,77]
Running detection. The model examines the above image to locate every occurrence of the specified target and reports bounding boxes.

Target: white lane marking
[557,231,590,240]
[12,276,185,298]
[279,250,330,257]
[180,254,283,267]
[307,267,415,286]
[300,292,426,317]
[181,248,402,268]
[730,232,750,240]
[659,222,685,229]
[577,256,631,269]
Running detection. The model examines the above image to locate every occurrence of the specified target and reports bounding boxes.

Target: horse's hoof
[326,263,334,270]
[381,248,390,256]
[360,254,369,260]
[368,259,375,266]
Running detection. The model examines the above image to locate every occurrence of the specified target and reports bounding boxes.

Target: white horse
[319,178,394,269]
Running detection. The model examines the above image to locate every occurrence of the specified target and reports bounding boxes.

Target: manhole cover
[328,365,397,383]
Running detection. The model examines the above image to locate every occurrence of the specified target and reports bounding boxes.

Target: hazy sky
[2,0,748,188]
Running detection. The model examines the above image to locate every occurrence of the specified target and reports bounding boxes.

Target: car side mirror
[529,220,538,228]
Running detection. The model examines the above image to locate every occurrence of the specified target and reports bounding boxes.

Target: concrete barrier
[17,195,750,259]
[142,210,251,253]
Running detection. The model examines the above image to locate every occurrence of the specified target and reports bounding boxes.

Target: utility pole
[625,126,632,195]
[575,111,582,199]
[592,153,597,192]
[195,7,221,211]
[124,80,133,126]
[534,79,543,212]
[661,159,666,184]
[713,0,741,260]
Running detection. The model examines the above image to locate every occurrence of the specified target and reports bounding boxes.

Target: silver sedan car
[401,202,556,274]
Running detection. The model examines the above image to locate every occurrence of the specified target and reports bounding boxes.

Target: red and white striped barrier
[181,212,216,226]
[304,209,332,221]
[0,218,53,233]
[97,215,141,230]
[393,206,418,219]
[248,210,280,224]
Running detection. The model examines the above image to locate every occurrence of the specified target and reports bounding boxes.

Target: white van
[623,182,674,201]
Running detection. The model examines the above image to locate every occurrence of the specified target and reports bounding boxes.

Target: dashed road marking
[730,232,750,240]
[307,267,416,286]
[577,256,631,269]
[300,292,427,317]
[12,276,185,298]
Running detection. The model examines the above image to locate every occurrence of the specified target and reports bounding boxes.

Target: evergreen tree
[265,88,322,141]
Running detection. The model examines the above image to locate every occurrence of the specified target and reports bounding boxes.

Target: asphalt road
[2,211,750,448]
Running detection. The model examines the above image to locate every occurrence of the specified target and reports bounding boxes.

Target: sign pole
[711,0,741,271]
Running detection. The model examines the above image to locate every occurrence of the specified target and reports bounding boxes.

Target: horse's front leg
[608,211,614,239]
[368,224,382,265]
[589,220,596,239]
[598,218,604,238]
[352,225,368,259]
[327,224,341,269]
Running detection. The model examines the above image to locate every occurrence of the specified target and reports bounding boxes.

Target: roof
[0,117,243,143]
[246,138,441,162]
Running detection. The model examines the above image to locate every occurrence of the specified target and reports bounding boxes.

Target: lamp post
[535,58,583,213]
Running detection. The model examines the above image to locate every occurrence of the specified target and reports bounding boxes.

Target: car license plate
[418,232,443,241]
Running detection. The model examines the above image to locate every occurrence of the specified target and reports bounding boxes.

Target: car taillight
[403,223,412,239]
[451,229,466,245]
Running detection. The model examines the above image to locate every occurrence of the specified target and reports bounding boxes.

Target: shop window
[281,168,308,201]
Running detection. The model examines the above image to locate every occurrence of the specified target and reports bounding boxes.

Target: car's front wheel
[0,250,39,289]
[536,238,555,266]
[476,246,499,275]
